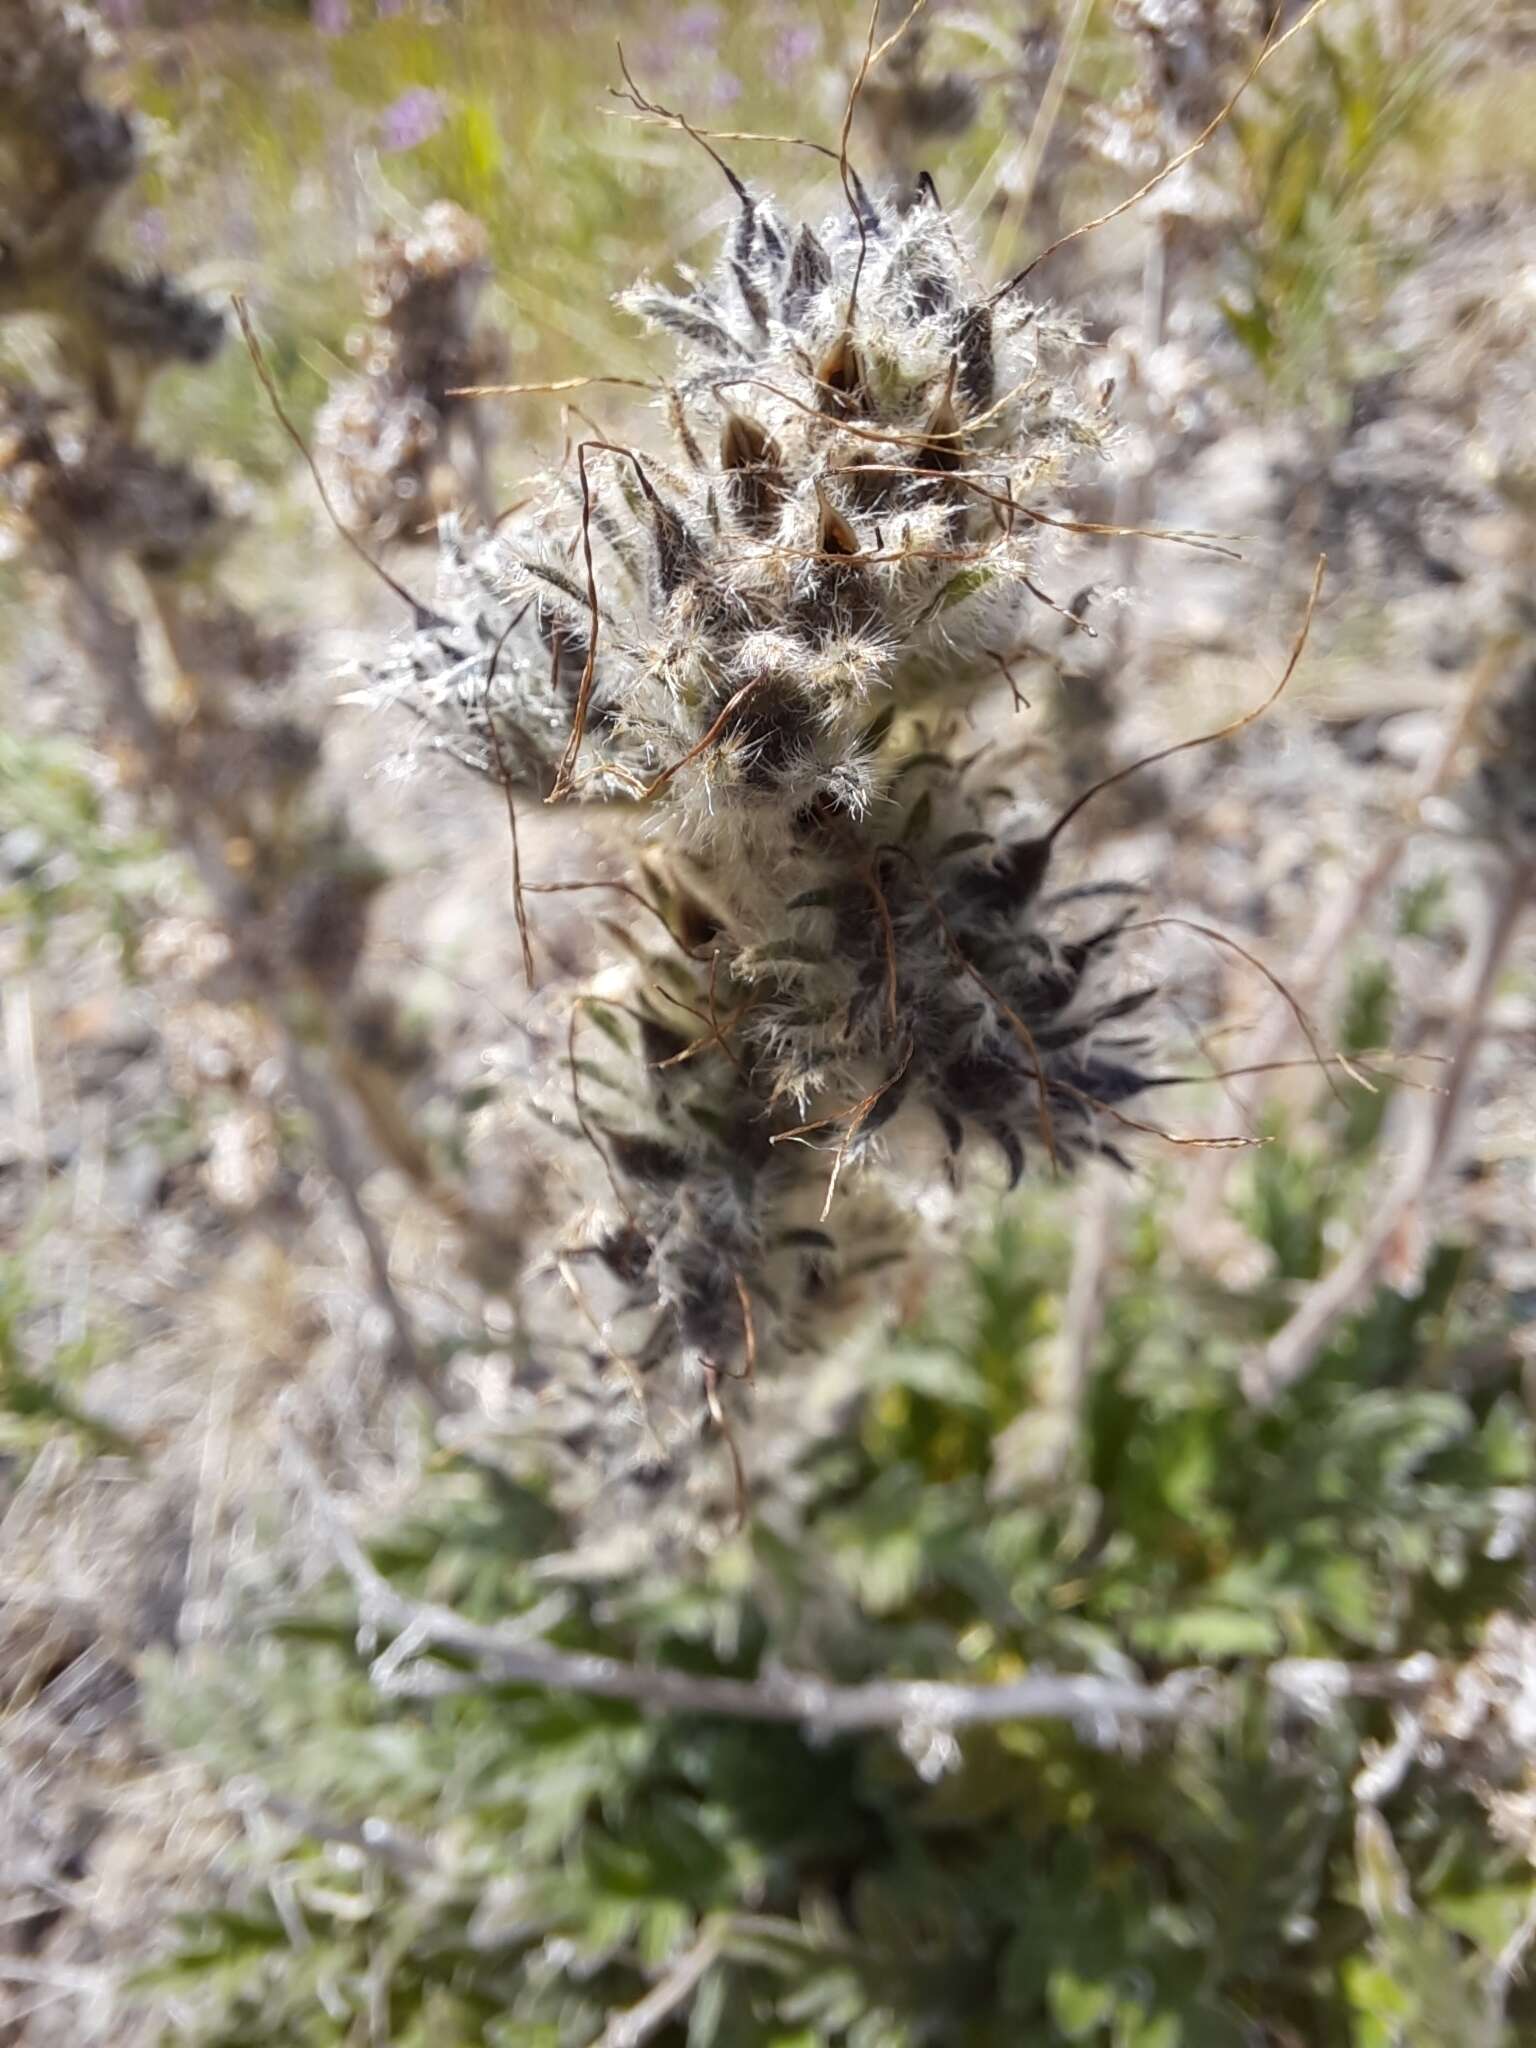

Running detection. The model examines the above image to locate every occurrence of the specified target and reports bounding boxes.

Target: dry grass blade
[839,0,930,321]
[605,95,840,160]
[1150,1053,1447,1094]
[1017,504,1244,562]
[1049,1073,1269,1152]
[986,0,1095,271]
[650,972,750,1080]
[732,1271,759,1385]
[523,880,694,956]
[767,1051,913,1218]
[859,858,901,1036]
[822,1053,911,1220]
[448,374,658,398]
[480,609,536,984]
[990,645,1033,711]
[613,44,755,198]
[549,437,645,800]
[704,1366,749,1527]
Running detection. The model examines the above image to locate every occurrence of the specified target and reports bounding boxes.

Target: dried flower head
[0,0,136,269]
[317,200,500,538]
[361,199,492,397]
[83,261,226,367]
[1,389,224,571]
[370,177,1164,1382]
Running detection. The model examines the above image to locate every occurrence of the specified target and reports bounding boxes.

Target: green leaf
[687,1962,730,2048]
[916,566,994,624]
[1339,957,1395,1058]
[1047,1968,1117,2037]
[581,1002,632,1052]
[1147,1604,1284,1660]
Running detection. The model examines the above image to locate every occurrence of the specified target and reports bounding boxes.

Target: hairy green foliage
[144,1155,1536,2045]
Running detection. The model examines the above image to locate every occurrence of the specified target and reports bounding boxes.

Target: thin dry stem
[819,1049,913,1221]
[614,45,755,200]
[232,295,426,618]
[1245,861,1534,1407]
[595,1924,727,2048]
[481,610,537,984]
[732,1270,759,1385]
[549,437,647,800]
[287,1422,1449,1729]
[1047,555,1325,847]
[639,674,773,799]
[449,373,658,398]
[524,879,695,957]
[703,1366,749,1527]
[1122,916,1358,1109]
[839,0,931,321]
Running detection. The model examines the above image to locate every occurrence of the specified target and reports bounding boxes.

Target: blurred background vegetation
[4,2,1536,2044]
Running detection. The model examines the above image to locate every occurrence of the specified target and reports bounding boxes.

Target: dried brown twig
[285,1415,1449,1730]
[1245,861,1535,1407]
[1045,556,1326,848]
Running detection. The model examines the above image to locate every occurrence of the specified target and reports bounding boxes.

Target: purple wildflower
[132,208,168,258]
[676,5,723,45]
[772,24,820,82]
[380,87,445,153]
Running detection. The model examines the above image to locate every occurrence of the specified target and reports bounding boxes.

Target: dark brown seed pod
[814,330,865,419]
[814,484,861,560]
[719,410,778,472]
[915,363,965,476]
[719,410,785,534]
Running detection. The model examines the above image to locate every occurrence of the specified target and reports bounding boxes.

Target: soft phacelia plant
[369,172,1166,1392]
